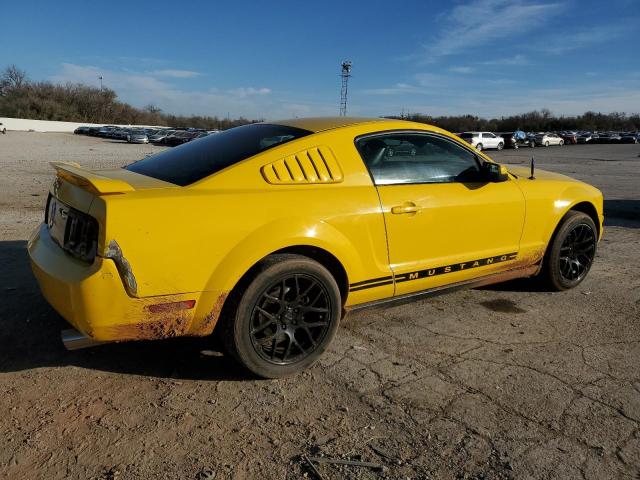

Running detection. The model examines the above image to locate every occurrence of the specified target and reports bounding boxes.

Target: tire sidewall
[231,256,341,378]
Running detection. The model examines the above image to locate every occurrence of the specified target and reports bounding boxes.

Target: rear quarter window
[126,123,312,186]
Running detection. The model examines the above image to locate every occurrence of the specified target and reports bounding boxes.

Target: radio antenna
[529,156,536,180]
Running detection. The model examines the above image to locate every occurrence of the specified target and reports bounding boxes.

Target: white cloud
[228,87,272,98]
[538,24,631,54]
[481,54,529,66]
[419,0,562,61]
[148,69,202,78]
[50,63,285,118]
[449,66,475,74]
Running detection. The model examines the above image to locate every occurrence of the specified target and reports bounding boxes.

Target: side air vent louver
[261,146,343,184]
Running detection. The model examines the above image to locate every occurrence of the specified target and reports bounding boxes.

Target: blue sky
[1,0,639,119]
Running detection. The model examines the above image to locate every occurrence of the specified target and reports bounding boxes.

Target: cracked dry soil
[1,133,639,479]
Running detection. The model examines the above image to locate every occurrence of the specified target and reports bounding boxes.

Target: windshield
[126,123,312,186]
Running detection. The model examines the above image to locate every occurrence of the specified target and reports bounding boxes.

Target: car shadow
[604,199,640,228]
[0,240,253,381]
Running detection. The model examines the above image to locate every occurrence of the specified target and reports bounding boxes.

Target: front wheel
[514,144,519,149]
[559,140,564,146]
[224,254,341,378]
[545,141,550,147]
[497,142,504,151]
[540,211,597,291]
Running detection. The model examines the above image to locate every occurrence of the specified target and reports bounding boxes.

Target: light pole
[98,76,103,91]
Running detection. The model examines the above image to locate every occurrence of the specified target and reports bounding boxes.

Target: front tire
[497,142,504,151]
[224,254,341,378]
[545,141,550,147]
[540,211,597,291]
[559,140,564,146]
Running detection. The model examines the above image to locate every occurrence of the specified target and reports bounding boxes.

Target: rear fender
[202,217,358,298]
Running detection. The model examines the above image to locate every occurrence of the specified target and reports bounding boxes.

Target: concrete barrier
[0,117,163,133]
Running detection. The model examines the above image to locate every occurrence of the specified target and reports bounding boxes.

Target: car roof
[271,117,389,133]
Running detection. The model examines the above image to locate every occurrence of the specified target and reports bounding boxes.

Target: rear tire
[539,211,597,291]
[223,254,341,378]
[476,143,483,151]
[545,141,550,147]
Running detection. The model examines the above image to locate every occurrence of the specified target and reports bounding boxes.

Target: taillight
[64,209,98,262]
[46,194,99,263]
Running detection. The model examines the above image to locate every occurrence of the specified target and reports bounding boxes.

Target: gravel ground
[1,132,639,479]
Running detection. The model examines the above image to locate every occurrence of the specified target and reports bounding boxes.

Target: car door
[482,132,498,148]
[355,132,526,296]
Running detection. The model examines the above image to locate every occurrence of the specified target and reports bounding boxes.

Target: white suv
[459,132,504,151]
[0,122,6,134]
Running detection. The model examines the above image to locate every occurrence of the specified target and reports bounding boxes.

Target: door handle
[391,202,419,214]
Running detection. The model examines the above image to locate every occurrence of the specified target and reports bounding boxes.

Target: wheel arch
[569,201,601,237]
[543,200,601,263]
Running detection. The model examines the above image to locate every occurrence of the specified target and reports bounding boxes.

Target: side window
[483,132,495,138]
[355,134,481,185]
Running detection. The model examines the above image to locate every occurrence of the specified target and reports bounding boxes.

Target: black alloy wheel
[250,273,332,365]
[222,254,341,378]
[541,211,598,290]
[557,223,596,282]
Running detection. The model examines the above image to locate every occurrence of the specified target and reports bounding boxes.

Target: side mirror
[482,162,509,182]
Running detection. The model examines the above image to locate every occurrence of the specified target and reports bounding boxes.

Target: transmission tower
[339,61,352,116]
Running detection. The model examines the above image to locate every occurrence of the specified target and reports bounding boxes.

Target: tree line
[387,109,639,133]
[0,65,256,130]
[1,65,638,132]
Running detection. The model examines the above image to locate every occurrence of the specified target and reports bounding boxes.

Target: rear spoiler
[51,162,134,194]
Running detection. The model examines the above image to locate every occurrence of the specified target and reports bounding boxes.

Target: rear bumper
[28,224,216,342]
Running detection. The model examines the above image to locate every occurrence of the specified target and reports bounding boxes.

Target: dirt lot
[1,132,639,479]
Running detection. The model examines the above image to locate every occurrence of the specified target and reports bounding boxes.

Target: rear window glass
[126,123,312,186]
[459,133,473,139]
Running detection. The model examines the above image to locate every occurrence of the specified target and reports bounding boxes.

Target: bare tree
[0,65,28,95]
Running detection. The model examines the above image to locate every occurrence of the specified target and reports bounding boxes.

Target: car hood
[506,165,577,182]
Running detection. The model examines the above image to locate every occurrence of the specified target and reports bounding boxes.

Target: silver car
[534,133,564,147]
[127,130,149,144]
[148,129,174,143]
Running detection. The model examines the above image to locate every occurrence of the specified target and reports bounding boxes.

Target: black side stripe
[349,252,518,292]
[350,275,393,288]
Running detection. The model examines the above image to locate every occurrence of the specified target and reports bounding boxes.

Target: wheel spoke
[256,306,276,321]
[303,306,329,313]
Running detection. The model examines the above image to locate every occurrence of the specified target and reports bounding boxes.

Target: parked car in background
[165,130,199,146]
[74,126,90,135]
[534,133,564,147]
[560,132,578,144]
[496,131,534,149]
[620,134,638,144]
[577,133,593,144]
[148,129,175,143]
[127,129,149,144]
[458,132,505,151]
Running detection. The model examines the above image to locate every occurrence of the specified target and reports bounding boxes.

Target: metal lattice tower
[339,61,352,116]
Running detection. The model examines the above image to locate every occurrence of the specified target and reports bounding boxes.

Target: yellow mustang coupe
[29,117,603,377]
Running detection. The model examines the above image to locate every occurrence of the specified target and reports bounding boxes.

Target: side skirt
[348,264,540,312]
